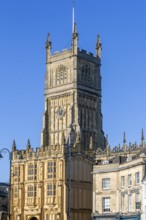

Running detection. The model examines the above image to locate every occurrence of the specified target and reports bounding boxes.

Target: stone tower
[41,25,104,150]
[10,25,105,220]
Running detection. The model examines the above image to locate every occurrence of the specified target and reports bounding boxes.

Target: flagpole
[72,0,75,33]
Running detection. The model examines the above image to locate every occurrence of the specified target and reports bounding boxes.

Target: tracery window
[47,183,56,196]
[81,64,93,86]
[47,161,56,179]
[27,164,37,180]
[27,185,37,197]
[56,65,67,85]
[14,166,20,182]
[14,186,18,198]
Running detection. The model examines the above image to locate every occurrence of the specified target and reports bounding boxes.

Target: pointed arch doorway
[29,217,38,220]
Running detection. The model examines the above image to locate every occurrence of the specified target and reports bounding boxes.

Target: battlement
[78,49,94,57]
[50,48,72,57]
[12,143,95,162]
[78,48,100,63]
[12,145,65,161]
[49,47,96,58]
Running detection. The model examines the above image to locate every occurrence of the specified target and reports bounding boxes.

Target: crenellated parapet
[12,144,65,161]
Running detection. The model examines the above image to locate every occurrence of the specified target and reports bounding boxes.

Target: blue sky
[0,0,146,181]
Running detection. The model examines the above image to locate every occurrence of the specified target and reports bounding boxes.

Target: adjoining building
[10,24,105,220]
[92,133,146,220]
[0,182,9,220]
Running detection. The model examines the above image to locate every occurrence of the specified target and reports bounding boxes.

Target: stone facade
[92,135,146,220]
[11,143,94,220]
[10,25,105,220]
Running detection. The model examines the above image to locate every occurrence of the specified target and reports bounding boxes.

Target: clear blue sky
[0,0,146,182]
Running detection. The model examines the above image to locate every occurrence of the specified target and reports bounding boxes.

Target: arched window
[56,65,67,85]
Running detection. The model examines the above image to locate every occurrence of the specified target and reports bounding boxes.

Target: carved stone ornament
[56,107,66,119]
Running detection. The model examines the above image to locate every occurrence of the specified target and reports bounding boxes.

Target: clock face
[56,107,65,119]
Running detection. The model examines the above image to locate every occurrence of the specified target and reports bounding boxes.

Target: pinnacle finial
[96,34,102,58]
[97,35,101,44]
[123,132,126,143]
[105,134,110,158]
[74,23,77,33]
[141,128,144,140]
[123,132,127,152]
[47,33,50,42]
[72,22,78,55]
[12,140,16,151]
[105,134,109,147]
[141,129,145,148]
[26,139,31,149]
[46,33,52,61]
[46,33,52,49]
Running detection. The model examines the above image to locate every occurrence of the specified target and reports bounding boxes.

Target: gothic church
[10,24,105,220]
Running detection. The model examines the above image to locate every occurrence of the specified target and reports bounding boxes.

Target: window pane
[14,186,18,198]
[47,184,53,196]
[135,172,140,184]
[48,161,56,179]
[121,176,125,188]
[28,164,37,180]
[135,193,140,210]
[102,197,110,213]
[27,185,37,197]
[102,178,110,189]
[121,195,125,212]
[47,184,56,196]
[128,174,132,186]
[128,195,132,211]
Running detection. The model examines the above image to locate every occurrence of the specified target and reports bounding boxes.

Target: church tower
[41,25,104,150]
[10,25,105,220]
